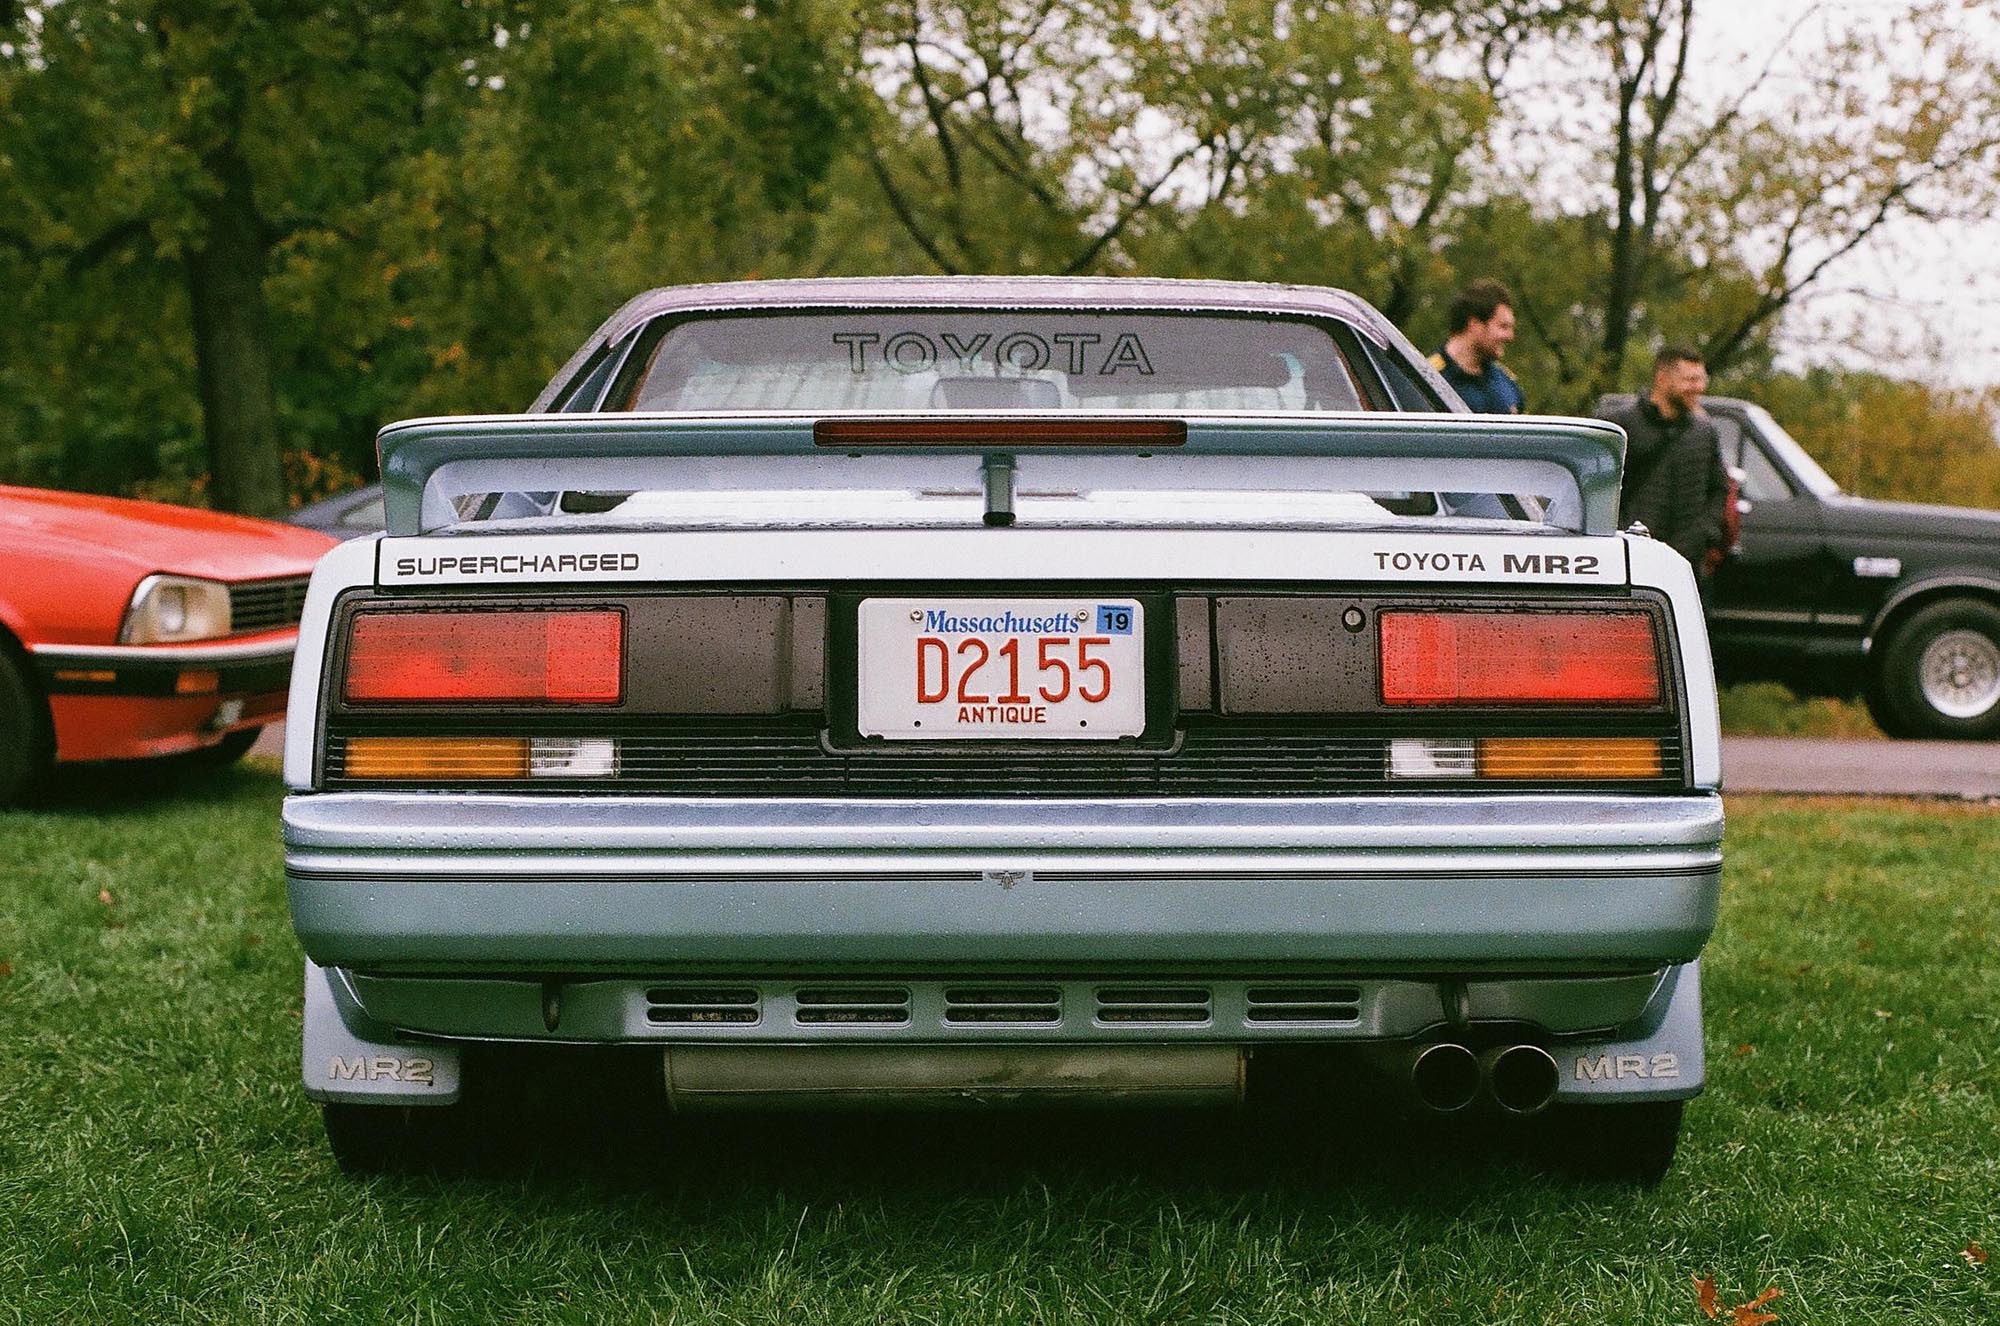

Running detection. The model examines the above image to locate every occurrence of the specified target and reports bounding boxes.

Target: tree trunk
[184,142,286,517]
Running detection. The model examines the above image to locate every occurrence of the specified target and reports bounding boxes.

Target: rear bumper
[303,957,1708,1105]
[284,792,1722,972]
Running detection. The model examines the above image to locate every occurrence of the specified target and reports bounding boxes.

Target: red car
[0,485,337,803]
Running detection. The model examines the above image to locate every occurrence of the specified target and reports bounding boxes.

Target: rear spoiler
[376,412,1627,537]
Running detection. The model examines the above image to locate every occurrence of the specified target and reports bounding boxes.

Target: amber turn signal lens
[175,669,221,695]
[1380,611,1662,706]
[1476,737,1662,780]
[343,737,530,780]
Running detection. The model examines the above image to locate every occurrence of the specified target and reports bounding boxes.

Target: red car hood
[0,485,336,581]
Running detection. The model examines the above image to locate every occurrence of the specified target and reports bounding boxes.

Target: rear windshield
[614,312,1369,413]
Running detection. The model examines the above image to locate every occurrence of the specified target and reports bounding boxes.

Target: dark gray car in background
[1601,393,2000,739]
[288,484,384,541]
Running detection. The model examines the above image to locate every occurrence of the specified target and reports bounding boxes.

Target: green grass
[1,768,1995,1323]
[1718,683,1884,739]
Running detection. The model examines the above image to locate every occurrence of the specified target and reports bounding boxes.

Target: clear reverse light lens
[1388,738,1477,779]
[119,575,232,644]
[529,737,616,778]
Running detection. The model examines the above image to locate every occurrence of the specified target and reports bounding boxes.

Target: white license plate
[857,598,1146,740]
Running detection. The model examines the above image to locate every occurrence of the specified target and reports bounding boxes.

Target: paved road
[252,724,1997,800]
[1721,736,1999,800]
[251,723,287,762]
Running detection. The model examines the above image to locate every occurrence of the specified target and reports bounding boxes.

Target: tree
[1128,0,1498,325]
[849,0,1514,288]
[1524,0,2000,396]
[1755,368,2000,508]
[848,0,1171,274]
[0,0,856,506]
[0,0,517,513]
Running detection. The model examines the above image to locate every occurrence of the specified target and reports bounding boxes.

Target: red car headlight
[119,575,232,644]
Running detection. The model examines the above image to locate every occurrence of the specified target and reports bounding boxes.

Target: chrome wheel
[1918,628,2000,720]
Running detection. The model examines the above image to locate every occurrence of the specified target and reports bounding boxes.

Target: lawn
[0,767,1994,1324]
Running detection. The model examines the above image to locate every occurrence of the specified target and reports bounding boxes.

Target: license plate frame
[854,596,1151,741]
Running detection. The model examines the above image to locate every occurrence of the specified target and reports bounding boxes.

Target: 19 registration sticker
[857,598,1146,740]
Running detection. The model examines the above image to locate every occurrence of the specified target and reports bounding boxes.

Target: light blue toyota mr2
[282,278,1722,1182]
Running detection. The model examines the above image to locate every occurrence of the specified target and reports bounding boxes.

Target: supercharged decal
[392,552,641,577]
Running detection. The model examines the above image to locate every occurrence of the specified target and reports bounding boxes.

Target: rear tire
[321,1102,460,1176]
[1870,599,2000,740]
[1540,1100,1685,1187]
[1862,683,1913,738]
[0,652,51,807]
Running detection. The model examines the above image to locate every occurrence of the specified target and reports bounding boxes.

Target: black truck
[1601,394,2000,739]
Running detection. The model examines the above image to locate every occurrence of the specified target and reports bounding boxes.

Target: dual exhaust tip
[1410,1041,1560,1116]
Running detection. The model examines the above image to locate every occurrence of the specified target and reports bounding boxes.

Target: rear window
[614,312,1369,413]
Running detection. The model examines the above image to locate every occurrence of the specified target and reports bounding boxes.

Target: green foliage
[1392,199,1780,414]
[1,1,1995,505]
[1718,682,1884,740]
[0,0,855,502]
[0,0,527,508]
[1744,368,2000,509]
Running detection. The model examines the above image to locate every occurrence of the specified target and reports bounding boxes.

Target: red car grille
[229,576,311,633]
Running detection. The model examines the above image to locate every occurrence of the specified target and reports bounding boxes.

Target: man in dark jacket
[1597,345,1731,578]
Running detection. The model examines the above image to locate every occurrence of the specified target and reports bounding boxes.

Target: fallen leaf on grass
[1732,1286,1783,1325]
[1733,1043,1756,1057]
[0,962,12,978]
[97,888,114,907]
[1963,1243,1988,1266]
[1693,1273,1720,1318]
[1873,1009,1893,1020]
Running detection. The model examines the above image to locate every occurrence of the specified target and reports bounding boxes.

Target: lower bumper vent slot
[646,986,761,1025]
[795,986,911,1025]
[944,986,1062,1024]
[1096,986,1212,1025]
[1246,986,1363,1024]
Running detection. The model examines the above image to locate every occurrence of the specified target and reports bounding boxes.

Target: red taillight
[1379,611,1661,706]
[344,609,624,704]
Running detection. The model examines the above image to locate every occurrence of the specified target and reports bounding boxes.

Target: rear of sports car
[282,404,1722,1182]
